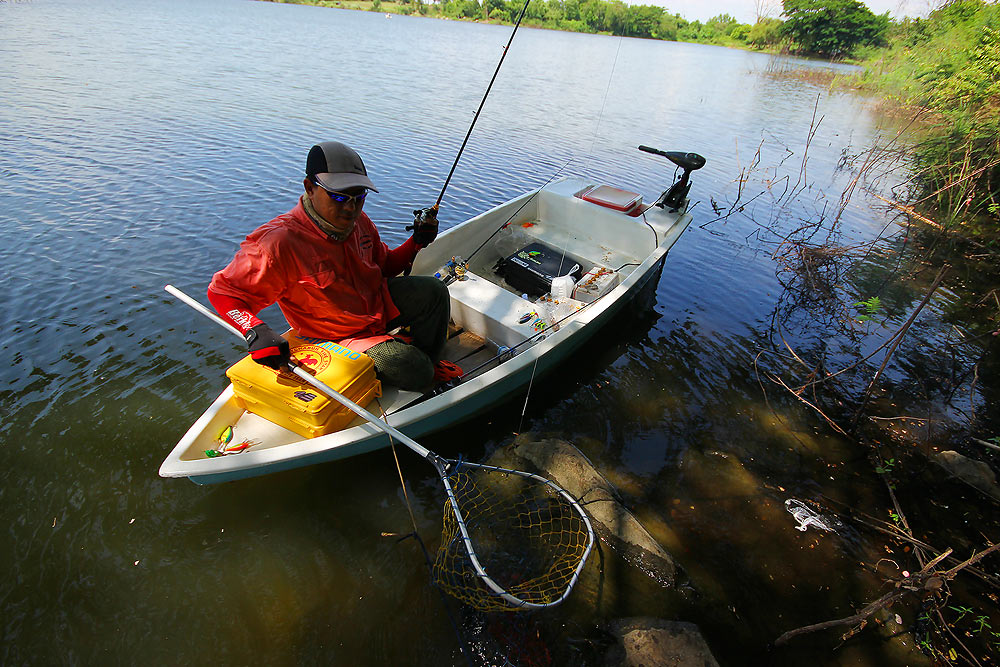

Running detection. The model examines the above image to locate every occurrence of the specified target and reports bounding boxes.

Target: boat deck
[441,323,512,377]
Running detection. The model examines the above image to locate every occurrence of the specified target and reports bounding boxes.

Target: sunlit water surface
[1,0,967,664]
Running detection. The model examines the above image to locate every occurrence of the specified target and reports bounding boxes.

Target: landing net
[431,462,594,612]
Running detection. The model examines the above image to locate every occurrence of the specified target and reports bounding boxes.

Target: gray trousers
[365,276,450,391]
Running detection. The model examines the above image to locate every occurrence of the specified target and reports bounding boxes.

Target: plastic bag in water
[785,499,836,533]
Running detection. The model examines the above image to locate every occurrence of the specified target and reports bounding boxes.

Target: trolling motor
[638,145,706,212]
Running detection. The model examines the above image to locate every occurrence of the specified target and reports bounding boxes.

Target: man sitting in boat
[206,141,450,392]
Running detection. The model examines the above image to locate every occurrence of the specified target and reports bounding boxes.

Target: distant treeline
[264,0,889,58]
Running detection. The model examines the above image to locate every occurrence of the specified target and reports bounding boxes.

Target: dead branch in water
[871,192,944,229]
[775,542,1000,647]
[850,265,950,428]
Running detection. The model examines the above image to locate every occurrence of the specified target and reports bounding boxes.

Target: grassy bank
[858,0,1000,229]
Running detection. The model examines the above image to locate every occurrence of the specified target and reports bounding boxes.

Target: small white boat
[161,149,704,484]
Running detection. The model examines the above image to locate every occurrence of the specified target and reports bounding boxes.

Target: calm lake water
[3,0,989,665]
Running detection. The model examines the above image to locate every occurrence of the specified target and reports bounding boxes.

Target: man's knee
[365,340,434,392]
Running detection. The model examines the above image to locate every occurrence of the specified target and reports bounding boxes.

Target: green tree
[579,0,607,31]
[706,13,739,35]
[731,23,751,41]
[631,4,665,37]
[781,0,889,57]
[485,0,509,20]
[562,0,581,21]
[655,13,682,40]
[525,0,548,21]
[677,19,703,41]
[748,16,784,46]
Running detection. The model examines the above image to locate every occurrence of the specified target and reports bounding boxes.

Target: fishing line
[517,356,540,435]
[399,282,623,410]
[377,399,475,667]
[463,157,576,266]
[435,0,533,209]
[588,34,626,157]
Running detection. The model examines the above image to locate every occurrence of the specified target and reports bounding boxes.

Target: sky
[662,0,931,24]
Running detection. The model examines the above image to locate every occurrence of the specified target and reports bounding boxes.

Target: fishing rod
[461,158,574,266]
[429,0,533,210]
[405,0,532,272]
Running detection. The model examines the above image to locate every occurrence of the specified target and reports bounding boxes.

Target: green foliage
[748,17,784,46]
[655,13,681,41]
[442,0,480,19]
[974,615,993,634]
[267,0,760,47]
[854,295,882,322]
[875,457,895,474]
[861,1,1000,224]
[781,0,889,57]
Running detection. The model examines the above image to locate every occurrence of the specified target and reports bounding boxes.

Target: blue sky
[664,0,927,24]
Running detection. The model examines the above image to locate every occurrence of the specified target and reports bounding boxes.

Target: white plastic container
[550,297,584,322]
[550,274,575,300]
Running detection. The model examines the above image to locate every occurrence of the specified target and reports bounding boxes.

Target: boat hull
[161,176,690,484]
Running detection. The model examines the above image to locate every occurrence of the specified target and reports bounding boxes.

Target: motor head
[638,145,707,212]
[638,145,706,172]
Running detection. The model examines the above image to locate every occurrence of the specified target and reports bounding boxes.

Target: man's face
[304,179,367,227]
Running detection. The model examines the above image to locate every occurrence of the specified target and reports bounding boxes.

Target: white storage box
[447,271,540,348]
[572,267,619,303]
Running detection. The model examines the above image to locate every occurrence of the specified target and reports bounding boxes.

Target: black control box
[496,242,582,296]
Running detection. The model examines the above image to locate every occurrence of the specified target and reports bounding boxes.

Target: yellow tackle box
[226,332,381,439]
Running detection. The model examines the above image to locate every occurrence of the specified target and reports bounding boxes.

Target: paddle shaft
[163,285,435,461]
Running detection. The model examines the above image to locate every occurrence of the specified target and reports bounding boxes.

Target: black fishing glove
[407,206,439,247]
[245,323,291,370]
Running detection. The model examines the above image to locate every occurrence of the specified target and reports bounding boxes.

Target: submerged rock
[937,450,1000,500]
[604,617,720,667]
[488,433,677,587]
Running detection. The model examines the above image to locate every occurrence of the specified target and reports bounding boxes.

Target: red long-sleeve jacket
[208,198,418,352]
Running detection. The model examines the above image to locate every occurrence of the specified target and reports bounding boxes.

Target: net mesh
[431,464,592,612]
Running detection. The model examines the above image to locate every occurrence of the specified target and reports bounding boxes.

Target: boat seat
[447,271,543,349]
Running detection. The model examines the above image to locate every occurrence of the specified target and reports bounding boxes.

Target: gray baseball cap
[306,142,378,193]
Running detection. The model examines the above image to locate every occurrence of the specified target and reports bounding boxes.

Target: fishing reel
[638,145,706,212]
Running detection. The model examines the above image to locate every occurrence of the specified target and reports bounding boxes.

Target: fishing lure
[204,435,258,458]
